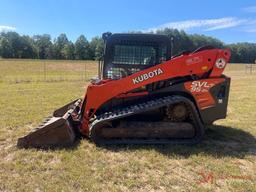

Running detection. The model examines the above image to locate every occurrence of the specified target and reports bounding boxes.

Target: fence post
[84,62,87,81]
[245,64,253,74]
[44,62,46,81]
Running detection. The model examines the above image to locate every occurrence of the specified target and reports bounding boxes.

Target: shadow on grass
[101,125,256,158]
[27,125,255,158]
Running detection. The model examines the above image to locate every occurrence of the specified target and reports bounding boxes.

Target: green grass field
[0,59,255,192]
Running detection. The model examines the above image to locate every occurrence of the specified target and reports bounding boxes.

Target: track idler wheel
[166,103,188,122]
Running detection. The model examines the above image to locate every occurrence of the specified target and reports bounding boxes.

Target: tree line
[0,32,104,60]
[154,28,256,63]
[0,29,255,63]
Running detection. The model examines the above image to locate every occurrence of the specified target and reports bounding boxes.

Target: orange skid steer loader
[17,33,231,148]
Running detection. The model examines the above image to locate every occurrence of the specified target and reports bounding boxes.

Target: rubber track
[89,95,204,145]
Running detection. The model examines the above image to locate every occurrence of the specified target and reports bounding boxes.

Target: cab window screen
[113,45,157,65]
[159,46,167,63]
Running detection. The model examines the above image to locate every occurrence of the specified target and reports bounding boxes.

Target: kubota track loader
[17,33,231,148]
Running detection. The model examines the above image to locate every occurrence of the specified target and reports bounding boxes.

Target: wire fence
[1,60,255,84]
[0,60,98,83]
[245,64,255,74]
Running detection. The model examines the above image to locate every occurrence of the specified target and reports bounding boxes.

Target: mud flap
[17,99,82,149]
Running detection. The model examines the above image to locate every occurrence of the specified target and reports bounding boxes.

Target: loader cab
[101,33,172,79]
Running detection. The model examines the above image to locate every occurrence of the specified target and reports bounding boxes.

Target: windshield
[112,44,167,65]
